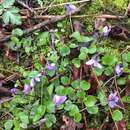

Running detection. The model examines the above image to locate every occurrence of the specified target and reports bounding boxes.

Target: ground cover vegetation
[0,0,130,130]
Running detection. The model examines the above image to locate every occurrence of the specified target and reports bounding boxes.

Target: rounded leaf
[60,46,70,57]
[12,28,23,36]
[74,113,82,122]
[4,120,13,129]
[112,110,123,121]
[102,55,117,66]
[87,105,98,114]
[84,96,97,107]
[61,76,70,85]
[80,80,90,91]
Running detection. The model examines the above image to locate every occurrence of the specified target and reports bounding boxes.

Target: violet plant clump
[1,1,128,128]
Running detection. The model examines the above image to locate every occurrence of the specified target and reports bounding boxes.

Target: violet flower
[53,95,67,107]
[115,64,123,76]
[86,58,102,69]
[10,88,18,94]
[47,63,56,71]
[108,92,119,108]
[64,4,77,14]
[23,84,31,94]
[30,74,41,87]
[30,78,36,87]
[103,26,111,37]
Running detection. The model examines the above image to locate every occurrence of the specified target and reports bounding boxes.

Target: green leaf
[64,100,73,111]
[84,96,97,107]
[37,32,49,46]
[87,105,98,114]
[71,31,82,42]
[60,45,70,57]
[97,89,107,106]
[66,87,74,96]
[80,80,90,91]
[19,112,29,124]
[25,47,31,55]
[55,86,67,96]
[20,123,27,129]
[112,110,123,121]
[33,105,46,123]
[11,36,19,43]
[74,113,82,122]
[104,67,113,76]
[117,78,126,85]
[4,120,13,130]
[82,36,93,43]
[88,44,97,54]
[71,79,80,89]
[76,90,85,98]
[79,52,87,60]
[28,71,39,78]
[34,63,42,70]
[102,54,117,66]
[122,96,130,103]
[12,28,23,36]
[13,119,20,130]
[79,48,88,60]
[2,0,15,8]
[122,52,130,62]
[45,114,56,128]
[46,101,55,113]
[80,47,88,54]
[69,104,79,116]
[71,31,93,42]
[61,76,70,85]
[72,58,81,68]
[94,67,104,76]
[2,7,21,25]
[47,84,54,95]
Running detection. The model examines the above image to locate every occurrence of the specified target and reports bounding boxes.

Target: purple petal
[86,59,102,69]
[115,64,123,76]
[108,92,119,108]
[10,88,18,94]
[30,78,36,87]
[23,84,31,94]
[34,77,40,82]
[86,59,95,65]
[53,95,67,106]
[93,61,103,69]
[64,4,77,14]
[109,92,118,100]
[108,101,117,108]
[103,26,111,37]
[47,63,56,71]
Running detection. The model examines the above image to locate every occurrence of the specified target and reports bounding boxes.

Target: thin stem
[34,0,91,10]
[101,75,117,88]
[114,75,125,110]
[109,108,119,130]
